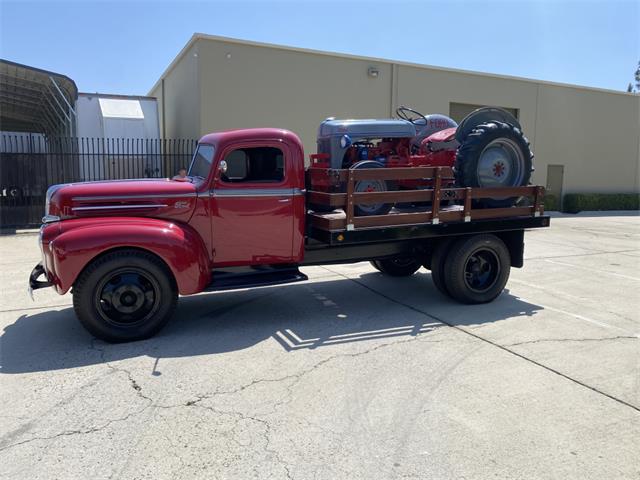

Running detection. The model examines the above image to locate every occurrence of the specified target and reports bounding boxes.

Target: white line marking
[544,258,640,281]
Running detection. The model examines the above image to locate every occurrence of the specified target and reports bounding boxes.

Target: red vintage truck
[30,108,549,342]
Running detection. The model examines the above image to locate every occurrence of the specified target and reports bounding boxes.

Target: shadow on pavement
[1,272,543,374]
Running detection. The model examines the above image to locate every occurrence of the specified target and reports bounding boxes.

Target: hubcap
[477,138,525,188]
[95,269,159,327]
[354,179,386,214]
[463,249,500,293]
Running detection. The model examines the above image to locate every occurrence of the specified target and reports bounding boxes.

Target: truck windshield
[188,144,215,180]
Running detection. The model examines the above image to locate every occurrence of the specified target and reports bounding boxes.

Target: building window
[449,102,519,123]
[222,147,284,183]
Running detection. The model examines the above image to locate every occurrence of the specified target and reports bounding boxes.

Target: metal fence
[0,135,197,228]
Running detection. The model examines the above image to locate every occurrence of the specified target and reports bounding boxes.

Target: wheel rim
[392,257,417,268]
[94,268,160,327]
[477,138,525,188]
[463,248,500,293]
[354,179,386,214]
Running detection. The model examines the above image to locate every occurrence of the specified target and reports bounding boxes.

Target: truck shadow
[1,271,543,374]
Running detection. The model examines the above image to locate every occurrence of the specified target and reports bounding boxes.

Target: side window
[221,147,284,183]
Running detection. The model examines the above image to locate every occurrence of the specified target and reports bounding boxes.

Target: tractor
[310,106,534,215]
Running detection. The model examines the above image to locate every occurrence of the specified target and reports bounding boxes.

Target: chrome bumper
[28,263,53,299]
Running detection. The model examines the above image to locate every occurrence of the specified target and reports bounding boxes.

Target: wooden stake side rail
[307,166,545,232]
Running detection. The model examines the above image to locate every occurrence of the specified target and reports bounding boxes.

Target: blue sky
[1,0,638,95]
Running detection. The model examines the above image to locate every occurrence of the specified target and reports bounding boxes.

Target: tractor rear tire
[455,122,533,208]
[371,257,421,277]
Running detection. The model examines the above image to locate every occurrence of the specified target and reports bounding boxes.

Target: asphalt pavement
[0,212,638,479]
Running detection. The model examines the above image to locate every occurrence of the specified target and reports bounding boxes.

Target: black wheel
[73,249,178,343]
[443,235,510,304]
[455,122,533,208]
[351,160,393,216]
[371,257,421,277]
[428,240,453,297]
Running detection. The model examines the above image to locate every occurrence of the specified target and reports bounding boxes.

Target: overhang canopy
[0,59,78,136]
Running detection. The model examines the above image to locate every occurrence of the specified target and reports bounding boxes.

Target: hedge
[561,193,640,214]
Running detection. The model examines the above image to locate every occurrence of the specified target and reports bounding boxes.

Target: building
[149,33,640,199]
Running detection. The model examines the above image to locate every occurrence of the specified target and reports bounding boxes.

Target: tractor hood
[44,178,197,223]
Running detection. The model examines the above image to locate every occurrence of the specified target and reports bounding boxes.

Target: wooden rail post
[432,167,442,224]
[533,186,544,217]
[346,169,355,230]
[464,187,472,222]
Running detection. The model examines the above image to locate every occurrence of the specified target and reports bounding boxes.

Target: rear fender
[48,217,211,294]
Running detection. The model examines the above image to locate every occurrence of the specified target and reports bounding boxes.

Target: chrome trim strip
[42,214,60,223]
[71,204,168,211]
[212,188,305,198]
[72,193,197,201]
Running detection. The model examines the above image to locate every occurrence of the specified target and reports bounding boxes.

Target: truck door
[210,143,298,266]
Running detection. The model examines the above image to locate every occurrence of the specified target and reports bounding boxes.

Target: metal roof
[0,59,78,135]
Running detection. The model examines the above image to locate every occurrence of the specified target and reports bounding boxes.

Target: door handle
[278,198,291,203]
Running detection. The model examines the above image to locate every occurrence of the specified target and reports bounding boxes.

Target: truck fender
[48,218,211,295]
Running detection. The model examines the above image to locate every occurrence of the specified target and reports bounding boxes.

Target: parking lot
[0,212,638,479]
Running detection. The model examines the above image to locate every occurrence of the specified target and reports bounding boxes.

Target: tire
[73,249,178,343]
[371,257,421,277]
[429,240,453,297]
[443,235,511,304]
[351,160,393,216]
[455,121,533,208]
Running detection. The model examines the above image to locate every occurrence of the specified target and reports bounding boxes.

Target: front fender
[48,217,211,295]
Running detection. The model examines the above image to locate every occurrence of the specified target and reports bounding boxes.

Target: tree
[628,61,640,93]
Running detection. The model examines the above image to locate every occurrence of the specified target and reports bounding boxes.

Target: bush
[543,194,559,211]
[562,193,640,213]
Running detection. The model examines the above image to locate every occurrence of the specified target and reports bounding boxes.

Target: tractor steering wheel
[396,106,428,126]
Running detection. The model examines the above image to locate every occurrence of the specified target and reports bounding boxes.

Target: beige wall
[150,43,200,139]
[151,35,640,195]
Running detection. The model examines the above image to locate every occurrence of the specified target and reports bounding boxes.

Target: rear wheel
[371,257,421,277]
[443,235,510,304]
[455,122,533,208]
[73,249,177,343]
[351,160,393,216]
[428,240,453,297]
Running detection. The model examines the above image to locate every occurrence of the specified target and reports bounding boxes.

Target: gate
[0,135,197,228]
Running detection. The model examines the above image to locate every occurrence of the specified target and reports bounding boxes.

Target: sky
[0,0,638,96]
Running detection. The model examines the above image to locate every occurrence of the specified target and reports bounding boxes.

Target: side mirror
[219,160,228,174]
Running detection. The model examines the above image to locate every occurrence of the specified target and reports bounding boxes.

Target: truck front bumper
[28,262,53,299]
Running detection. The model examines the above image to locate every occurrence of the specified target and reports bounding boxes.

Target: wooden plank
[470,206,534,220]
[470,186,537,199]
[463,187,472,222]
[346,169,355,229]
[307,191,346,207]
[351,166,454,181]
[353,211,433,228]
[308,214,345,230]
[352,190,434,203]
[432,167,442,223]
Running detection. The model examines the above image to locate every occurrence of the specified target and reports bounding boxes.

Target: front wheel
[371,257,421,277]
[442,235,510,304]
[73,249,178,343]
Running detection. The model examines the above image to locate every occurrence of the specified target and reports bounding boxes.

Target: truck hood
[45,179,198,223]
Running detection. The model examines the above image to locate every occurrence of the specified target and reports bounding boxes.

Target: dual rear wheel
[372,234,510,304]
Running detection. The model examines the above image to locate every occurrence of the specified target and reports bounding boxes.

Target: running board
[204,266,308,292]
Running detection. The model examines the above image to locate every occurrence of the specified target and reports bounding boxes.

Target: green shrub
[562,193,640,213]
[543,194,559,211]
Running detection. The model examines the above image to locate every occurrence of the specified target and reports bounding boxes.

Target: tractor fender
[47,217,211,295]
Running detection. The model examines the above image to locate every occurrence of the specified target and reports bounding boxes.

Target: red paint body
[39,126,456,296]
[41,129,306,295]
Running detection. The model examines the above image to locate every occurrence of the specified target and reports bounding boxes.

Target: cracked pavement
[1,212,639,479]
